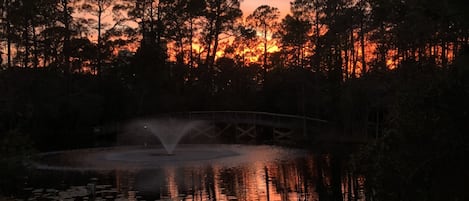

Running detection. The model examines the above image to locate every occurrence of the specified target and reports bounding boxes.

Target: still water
[10,146,366,201]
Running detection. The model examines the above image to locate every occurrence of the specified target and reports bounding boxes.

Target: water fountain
[32,118,306,171]
[137,118,206,155]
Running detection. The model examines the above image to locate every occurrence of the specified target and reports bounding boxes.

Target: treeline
[0,0,469,198]
[1,0,468,74]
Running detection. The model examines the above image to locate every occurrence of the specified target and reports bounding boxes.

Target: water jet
[136,118,206,154]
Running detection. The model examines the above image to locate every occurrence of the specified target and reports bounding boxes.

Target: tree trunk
[300,44,304,67]
[140,2,146,47]
[32,24,38,69]
[344,38,350,79]
[211,15,221,67]
[189,17,194,69]
[351,28,357,78]
[212,33,219,65]
[97,0,103,76]
[441,39,448,68]
[360,17,366,75]
[43,28,49,68]
[7,19,12,68]
[4,0,11,68]
[149,0,154,33]
[205,19,214,65]
[177,27,185,65]
[313,3,321,71]
[23,27,30,68]
[62,0,71,73]
[263,24,268,68]
[156,0,162,48]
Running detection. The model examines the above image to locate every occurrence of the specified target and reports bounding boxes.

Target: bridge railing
[168,110,328,130]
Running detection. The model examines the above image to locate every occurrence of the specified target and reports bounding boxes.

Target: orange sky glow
[0,1,291,66]
[241,0,291,18]
[1,0,452,73]
[164,1,291,65]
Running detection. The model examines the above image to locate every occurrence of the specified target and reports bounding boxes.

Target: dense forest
[1,0,468,200]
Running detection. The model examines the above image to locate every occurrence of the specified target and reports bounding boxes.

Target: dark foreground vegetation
[1,0,469,200]
[351,48,469,200]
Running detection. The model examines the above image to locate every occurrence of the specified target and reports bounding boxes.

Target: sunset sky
[241,0,291,18]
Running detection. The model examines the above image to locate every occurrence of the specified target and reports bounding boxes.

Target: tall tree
[291,0,326,72]
[78,0,112,75]
[129,0,160,50]
[279,14,311,67]
[183,0,242,94]
[0,0,12,68]
[186,0,205,68]
[231,25,258,67]
[60,0,72,73]
[159,0,193,65]
[202,0,242,67]
[78,0,132,75]
[4,0,61,68]
[246,5,280,69]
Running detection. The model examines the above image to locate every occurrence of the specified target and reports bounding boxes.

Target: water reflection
[18,154,365,201]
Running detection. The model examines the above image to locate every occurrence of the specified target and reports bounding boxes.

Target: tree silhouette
[202,0,242,67]
[291,0,326,72]
[231,25,258,67]
[4,0,56,68]
[279,15,311,67]
[246,5,280,69]
[77,0,132,76]
[0,0,13,68]
[60,0,72,73]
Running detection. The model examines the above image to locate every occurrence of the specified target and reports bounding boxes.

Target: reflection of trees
[271,160,317,200]
[111,155,358,201]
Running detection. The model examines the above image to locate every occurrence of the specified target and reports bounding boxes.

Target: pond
[6,144,366,201]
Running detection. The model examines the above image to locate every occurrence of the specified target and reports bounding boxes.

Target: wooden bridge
[97,111,373,146]
[160,111,330,145]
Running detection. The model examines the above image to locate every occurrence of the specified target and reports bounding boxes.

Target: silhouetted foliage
[351,48,469,201]
[0,1,468,199]
[246,5,280,69]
